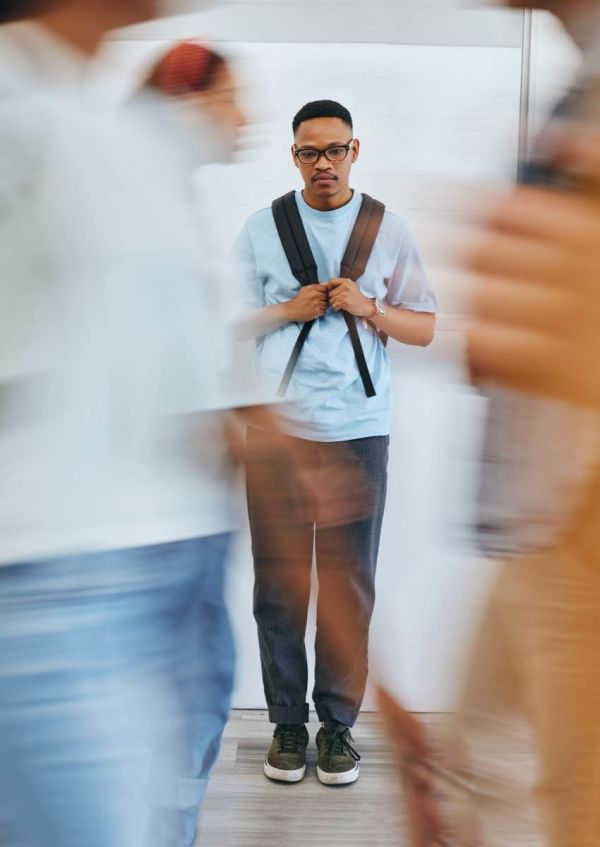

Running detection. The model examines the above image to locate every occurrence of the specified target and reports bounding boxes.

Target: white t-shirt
[0,24,255,564]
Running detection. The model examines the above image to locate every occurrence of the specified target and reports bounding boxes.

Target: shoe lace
[325,723,361,768]
[276,725,303,754]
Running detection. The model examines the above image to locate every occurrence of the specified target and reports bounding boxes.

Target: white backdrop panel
[101,34,523,711]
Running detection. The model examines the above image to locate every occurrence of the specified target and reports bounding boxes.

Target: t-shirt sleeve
[386,223,437,313]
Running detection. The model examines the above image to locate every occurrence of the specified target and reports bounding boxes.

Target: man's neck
[301,187,354,212]
[34,0,144,57]
[35,6,105,56]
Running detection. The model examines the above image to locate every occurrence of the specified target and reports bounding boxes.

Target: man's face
[292,117,359,202]
[197,64,248,156]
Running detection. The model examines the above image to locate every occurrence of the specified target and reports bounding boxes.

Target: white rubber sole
[263,758,306,783]
[317,763,360,786]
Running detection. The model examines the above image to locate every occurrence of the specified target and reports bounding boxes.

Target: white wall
[209,39,521,712]
[105,4,527,712]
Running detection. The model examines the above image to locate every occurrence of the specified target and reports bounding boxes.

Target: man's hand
[377,687,448,846]
[466,185,600,410]
[465,128,600,411]
[283,284,329,322]
[328,277,376,318]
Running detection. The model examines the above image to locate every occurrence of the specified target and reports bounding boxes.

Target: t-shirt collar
[295,188,361,221]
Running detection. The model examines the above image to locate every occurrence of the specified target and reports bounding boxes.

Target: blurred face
[126,0,161,24]
[188,63,247,158]
[292,116,359,206]
[101,0,161,28]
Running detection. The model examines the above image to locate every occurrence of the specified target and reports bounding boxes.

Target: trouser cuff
[268,704,310,725]
[315,702,360,728]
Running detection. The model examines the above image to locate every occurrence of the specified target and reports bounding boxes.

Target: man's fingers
[377,687,430,758]
[468,323,577,396]
[550,126,600,194]
[327,277,353,289]
[484,186,600,251]
[467,231,573,289]
[471,275,574,333]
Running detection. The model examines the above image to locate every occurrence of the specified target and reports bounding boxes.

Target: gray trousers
[246,428,388,727]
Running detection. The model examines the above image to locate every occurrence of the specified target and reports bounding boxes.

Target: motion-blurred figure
[145,40,247,157]
[0,6,252,847]
[446,1,600,845]
[137,41,277,847]
[469,130,600,411]
[236,99,436,787]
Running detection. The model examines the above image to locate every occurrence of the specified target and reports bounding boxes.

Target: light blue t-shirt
[236,189,437,442]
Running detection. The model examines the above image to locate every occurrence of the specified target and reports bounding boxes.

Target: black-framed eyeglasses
[293,140,354,165]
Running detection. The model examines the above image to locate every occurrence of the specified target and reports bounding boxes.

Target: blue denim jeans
[0,533,234,847]
[246,431,388,728]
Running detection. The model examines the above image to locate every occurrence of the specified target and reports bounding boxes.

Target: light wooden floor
[198,710,448,847]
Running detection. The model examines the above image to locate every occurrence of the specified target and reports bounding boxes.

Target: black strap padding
[272,192,385,398]
[272,192,318,286]
[277,319,315,398]
[342,311,376,397]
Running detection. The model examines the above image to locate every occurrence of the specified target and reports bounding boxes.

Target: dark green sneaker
[264,724,309,783]
[316,721,361,786]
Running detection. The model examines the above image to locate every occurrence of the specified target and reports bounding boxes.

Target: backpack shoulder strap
[272,192,318,286]
[340,194,385,282]
[271,192,319,397]
[339,195,386,399]
[271,192,385,400]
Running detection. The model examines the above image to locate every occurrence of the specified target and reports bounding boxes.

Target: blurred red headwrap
[151,42,222,96]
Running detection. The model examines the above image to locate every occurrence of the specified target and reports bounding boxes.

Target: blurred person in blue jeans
[0,3,263,847]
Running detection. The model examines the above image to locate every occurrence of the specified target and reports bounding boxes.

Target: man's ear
[291,144,299,168]
[351,138,360,163]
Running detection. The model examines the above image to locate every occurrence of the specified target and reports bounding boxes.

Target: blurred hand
[377,687,448,846]
[466,131,600,411]
[284,284,328,322]
[328,277,376,318]
[310,456,373,528]
[222,411,247,466]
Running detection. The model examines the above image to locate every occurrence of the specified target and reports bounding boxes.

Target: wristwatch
[363,298,386,330]
[373,297,386,317]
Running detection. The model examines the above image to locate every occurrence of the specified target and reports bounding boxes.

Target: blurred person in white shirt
[0,3,266,847]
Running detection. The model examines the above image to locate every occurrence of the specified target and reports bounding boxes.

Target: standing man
[237,99,436,786]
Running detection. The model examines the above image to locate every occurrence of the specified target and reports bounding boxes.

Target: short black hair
[292,100,353,135]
